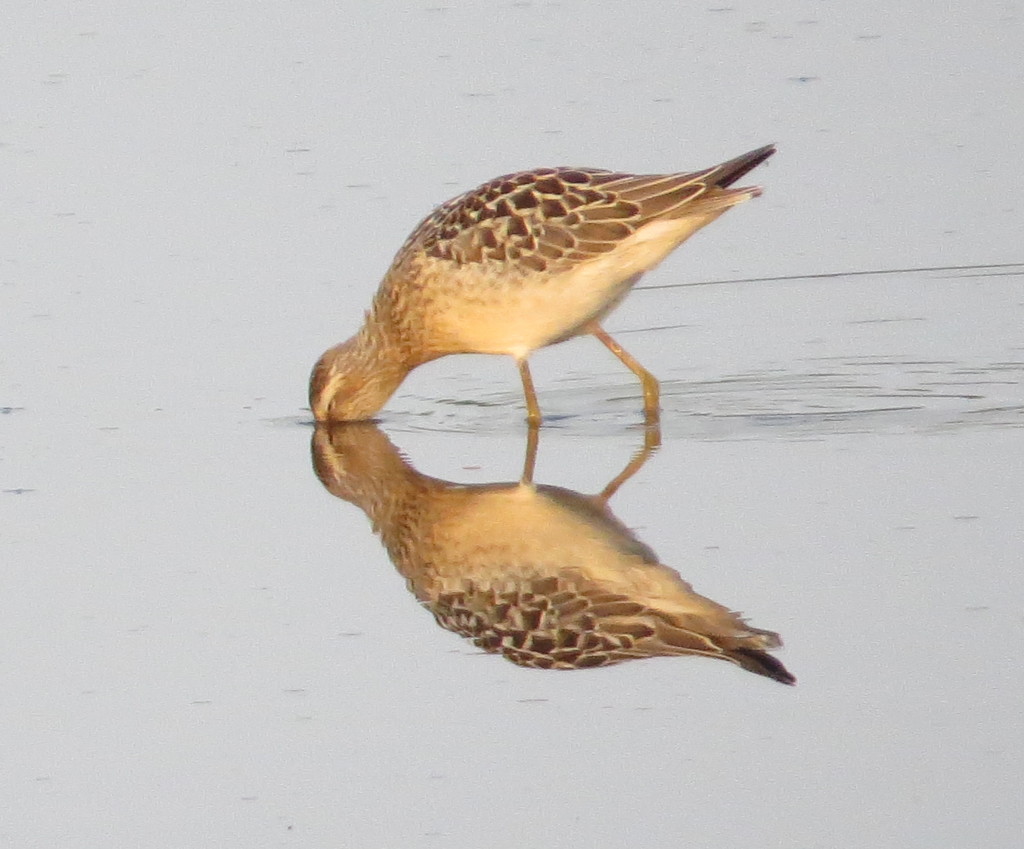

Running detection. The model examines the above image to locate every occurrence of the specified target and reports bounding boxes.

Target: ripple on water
[378,355,1024,441]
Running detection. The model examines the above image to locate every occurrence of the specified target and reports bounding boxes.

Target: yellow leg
[517,357,542,424]
[521,420,540,484]
[597,419,662,502]
[591,325,661,420]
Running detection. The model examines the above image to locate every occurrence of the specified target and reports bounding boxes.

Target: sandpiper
[311,144,775,422]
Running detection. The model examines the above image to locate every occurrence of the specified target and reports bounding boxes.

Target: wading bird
[310,144,775,423]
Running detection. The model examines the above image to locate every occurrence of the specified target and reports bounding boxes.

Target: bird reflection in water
[311,424,794,685]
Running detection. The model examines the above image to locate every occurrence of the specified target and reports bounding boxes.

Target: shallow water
[3,3,1023,848]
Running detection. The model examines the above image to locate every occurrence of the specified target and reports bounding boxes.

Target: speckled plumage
[311,144,775,422]
[429,574,791,677]
[312,423,795,684]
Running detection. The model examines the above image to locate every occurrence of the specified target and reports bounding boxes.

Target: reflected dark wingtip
[732,647,797,685]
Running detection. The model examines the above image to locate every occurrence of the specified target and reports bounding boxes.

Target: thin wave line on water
[379,355,1024,440]
[615,322,695,335]
[636,261,1024,291]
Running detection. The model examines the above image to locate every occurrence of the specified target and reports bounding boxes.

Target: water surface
[3,3,1022,847]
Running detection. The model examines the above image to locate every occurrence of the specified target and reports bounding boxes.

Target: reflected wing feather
[429,573,795,683]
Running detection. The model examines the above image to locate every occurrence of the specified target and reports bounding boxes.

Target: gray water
[3,3,1022,847]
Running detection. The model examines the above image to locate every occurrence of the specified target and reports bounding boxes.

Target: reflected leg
[597,419,662,502]
[521,420,540,484]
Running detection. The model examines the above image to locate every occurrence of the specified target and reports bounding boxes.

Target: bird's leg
[516,357,542,425]
[591,325,661,421]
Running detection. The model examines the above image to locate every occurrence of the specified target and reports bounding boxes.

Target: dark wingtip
[714,143,777,189]
[732,647,797,685]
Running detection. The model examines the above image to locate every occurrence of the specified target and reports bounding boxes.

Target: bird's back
[373,145,776,358]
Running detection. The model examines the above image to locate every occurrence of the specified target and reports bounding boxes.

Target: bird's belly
[428,264,639,357]
[413,217,703,357]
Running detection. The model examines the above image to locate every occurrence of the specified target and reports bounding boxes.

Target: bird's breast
[395,218,701,357]
[405,258,633,357]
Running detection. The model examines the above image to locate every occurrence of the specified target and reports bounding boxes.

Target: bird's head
[309,337,407,422]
